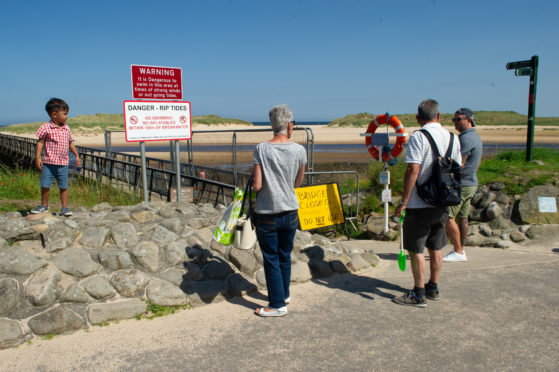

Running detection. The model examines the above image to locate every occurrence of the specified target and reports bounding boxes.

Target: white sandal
[255,306,287,317]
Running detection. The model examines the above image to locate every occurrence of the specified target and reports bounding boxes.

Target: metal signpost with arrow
[506,55,539,162]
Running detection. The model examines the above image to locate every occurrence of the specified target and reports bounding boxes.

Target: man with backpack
[393,99,462,307]
[444,108,483,262]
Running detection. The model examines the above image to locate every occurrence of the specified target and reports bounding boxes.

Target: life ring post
[363,113,407,162]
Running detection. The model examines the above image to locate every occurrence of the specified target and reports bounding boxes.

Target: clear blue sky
[1,0,558,125]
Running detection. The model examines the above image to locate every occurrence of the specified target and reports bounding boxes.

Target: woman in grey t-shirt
[252,104,307,317]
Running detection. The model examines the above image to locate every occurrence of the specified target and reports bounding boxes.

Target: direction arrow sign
[515,67,532,76]
[506,60,532,70]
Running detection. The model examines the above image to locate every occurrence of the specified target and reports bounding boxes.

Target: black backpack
[415,129,462,207]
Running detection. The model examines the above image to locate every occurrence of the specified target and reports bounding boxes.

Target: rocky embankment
[366,183,559,247]
[0,201,378,349]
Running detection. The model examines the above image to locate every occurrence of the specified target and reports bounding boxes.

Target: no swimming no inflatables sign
[296,183,345,230]
[123,100,192,142]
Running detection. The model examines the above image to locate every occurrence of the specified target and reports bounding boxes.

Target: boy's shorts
[40,164,69,189]
[403,207,449,254]
[448,186,478,219]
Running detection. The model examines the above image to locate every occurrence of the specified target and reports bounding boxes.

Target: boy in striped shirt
[31,98,81,216]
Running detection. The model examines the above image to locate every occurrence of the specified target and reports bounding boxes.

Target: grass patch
[191,115,252,126]
[477,148,559,194]
[0,165,141,212]
[40,333,55,340]
[327,111,559,128]
[137,300,191,320]
[1,114,253,134]
[360,160,407,215]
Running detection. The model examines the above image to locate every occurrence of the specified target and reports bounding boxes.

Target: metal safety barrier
[0,132,361,230]
[104,127,315,185]
[303,171,360,231]
[0,134,237,206]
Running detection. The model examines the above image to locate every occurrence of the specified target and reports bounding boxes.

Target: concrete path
[2,235,559,371]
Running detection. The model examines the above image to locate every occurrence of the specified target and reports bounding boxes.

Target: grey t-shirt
[459,128,482,186]
[253,141,307,214]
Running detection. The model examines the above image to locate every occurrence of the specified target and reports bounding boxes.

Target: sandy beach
[5,124,558,165]
[65,123,559,146]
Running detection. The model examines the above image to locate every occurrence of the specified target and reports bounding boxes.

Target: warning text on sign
[131,65,182,100]
[123,100,191,142]
[296,183,345,230]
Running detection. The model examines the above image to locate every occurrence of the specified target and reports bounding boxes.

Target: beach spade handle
[398,211,406,271]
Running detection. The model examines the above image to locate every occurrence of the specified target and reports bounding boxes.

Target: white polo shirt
[405,122,462,209]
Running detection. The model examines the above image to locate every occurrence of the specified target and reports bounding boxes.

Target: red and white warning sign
[131,65,182,100]
[123,100,191,142]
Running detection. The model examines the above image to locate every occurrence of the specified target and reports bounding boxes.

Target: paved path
[2,237,559,371]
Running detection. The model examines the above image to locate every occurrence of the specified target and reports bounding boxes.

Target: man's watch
[399,200,407,206]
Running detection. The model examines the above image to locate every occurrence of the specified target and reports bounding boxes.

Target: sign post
[361,115,407,234]
[140,142,148,201]
[506,55,539,161]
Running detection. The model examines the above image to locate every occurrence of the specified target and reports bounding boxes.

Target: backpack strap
[445,133,455,158]
[419,129,441,158]
[419,129,454,158]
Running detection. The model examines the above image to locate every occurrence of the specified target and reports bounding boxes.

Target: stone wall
[0,201,378,349]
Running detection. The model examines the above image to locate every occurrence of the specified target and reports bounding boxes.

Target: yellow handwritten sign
[295,183,345,230]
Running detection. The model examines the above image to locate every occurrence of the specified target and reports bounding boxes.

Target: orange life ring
[365,114,407,161]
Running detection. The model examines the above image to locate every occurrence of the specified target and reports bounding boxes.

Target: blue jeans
[40,164,69,189]
[254,210,299,309]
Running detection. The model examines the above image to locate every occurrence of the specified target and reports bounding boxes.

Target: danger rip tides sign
[123,100,191,142]
[131,65,182,100]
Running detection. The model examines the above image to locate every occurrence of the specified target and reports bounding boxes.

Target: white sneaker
[443,251,467,262]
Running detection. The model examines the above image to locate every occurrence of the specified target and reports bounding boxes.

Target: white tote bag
[234,215,257,250]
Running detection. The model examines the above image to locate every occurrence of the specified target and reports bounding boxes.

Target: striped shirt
[36,121,74,165]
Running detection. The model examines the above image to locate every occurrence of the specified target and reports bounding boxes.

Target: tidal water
[101,142,559,157]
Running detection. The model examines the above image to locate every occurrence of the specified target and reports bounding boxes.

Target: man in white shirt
[393,99,461,307]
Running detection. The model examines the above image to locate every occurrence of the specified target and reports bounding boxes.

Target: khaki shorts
[448,186,477,219]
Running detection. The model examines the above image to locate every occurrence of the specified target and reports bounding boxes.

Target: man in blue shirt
[444,108,483,262]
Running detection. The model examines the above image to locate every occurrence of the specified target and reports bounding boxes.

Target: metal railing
[303,171,360,231]
[0,133,361,229]
[104,127,315,185]
[0,134,237,205]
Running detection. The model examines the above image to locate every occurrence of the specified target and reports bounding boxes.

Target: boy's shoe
[392,290,427,308]
[425,283,440,301]
[30,205,49,214]
[443,251,467,262]
[60,207,73,216]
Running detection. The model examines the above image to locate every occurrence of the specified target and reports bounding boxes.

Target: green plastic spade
[398,211,406,271]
